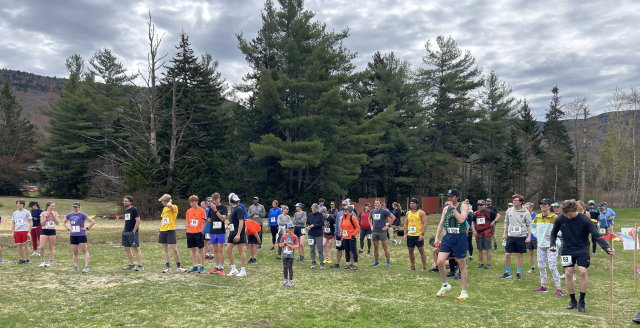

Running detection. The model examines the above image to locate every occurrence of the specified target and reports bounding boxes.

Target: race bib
[409,227,417,234]
[373,214,381,221]
[205,233,210,239]
[301,228,306,234]
[190,219,198,227]
[125,213,131,220]
[270,217,276,223]
[228,224,235,232]
[308,239,314,245]
[447,227,459,234]
[162,217,169,225]
[560,255,573,266]
[324,227,330,233]
[477,218,485,225]
[342,230,348,237]
[17,219,25,226]
[283,247,293,255]
[212,222,222,229]
[510,226,521,234]
[71,225,80,233]
[366,234,372,240]
[45,221,55,228]
[599,228,606,235]
[335,240,342,247]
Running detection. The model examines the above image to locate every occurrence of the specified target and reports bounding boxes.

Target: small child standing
[279,223,299,286]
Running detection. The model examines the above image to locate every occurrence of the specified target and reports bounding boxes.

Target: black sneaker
[16,259,26,265]
[577,302,586,313]
[485,264,491,269]
[429,267,439,272]
[476,263,484,268]
[270,247,275,251]
[25,259,31,264]
[516,273,522,280]
[311,262,316,269]
[566,300,578,310]
[358,250,363,254]
[367,251,371,255]
[455,274,461,280]
[500,273,512,279]
[468,257,473,262]
[371,261,380,267]
[330,264,340,268]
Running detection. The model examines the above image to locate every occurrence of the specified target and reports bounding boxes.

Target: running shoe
[578,302,586,313]
[31,251,40,256]
[210,268,219,274]
[532,286,548,292]
[320,263,325,269]
[485,264,491,269]
[258,247,261,251]
[393,240,397,245]
[500,273,512,279]
[227,269,239,276]
[367,251,371,255]
[516,273,522,280]
[176,267,187,273]
[330,264,340,268]
[283,280,288,286]
[358,250,363,254]
[236,271,247,277]
[299,257,305,262]
[326,258,332,264]
[457,291,469,300]
[323,258,328,263]
[429,267,439,272]
[455,274,461,280]
[397,239,402,245]
[468,257,473,262]
[135,265,144,271]
[162,267,171,273]
[188,266,198,273]
[49,259,54,267]
[566,300,578,310]
[436,284,452,297]
[311,262,316,269]
[592,252,596,256]
[344,265,351,269]
[385,262,391,268]
[287,280,294,287]
[0,259,4,264]
[198,267,205,274]
[70,266,79,272]
[554,289,564,296]
[123,264,135,270]
[219,269,225,276]
[371,261,380,267]
[351,265,358,271]
[477,264,484,268]
[25,259,31,264]
[559,274,566,279]
[39,260,46,268]
[270,247,275,251]
[82,266,89,273]
[527,268,536,274]
[409,266,416,271]
[446,272,455,277]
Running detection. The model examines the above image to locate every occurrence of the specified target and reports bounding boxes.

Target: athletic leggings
[591,235,597,253]
[344,238,358,263]
[360,229,372,251]
[467,231,473,257]
[31,225,42,251]
[270,226,279,245]
[283,258,293,279]
[537,247,561,288]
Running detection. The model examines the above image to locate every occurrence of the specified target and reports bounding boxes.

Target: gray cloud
[1,0,638,118]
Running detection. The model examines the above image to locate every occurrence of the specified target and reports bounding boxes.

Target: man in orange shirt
[245,219,262,264]
[185,195,207,273]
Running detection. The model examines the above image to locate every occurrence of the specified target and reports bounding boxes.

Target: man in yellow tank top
[404,198,427,271]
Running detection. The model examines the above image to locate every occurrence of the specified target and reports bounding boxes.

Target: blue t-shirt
[370,209,391,232]
[204,208,211,234]
[530,213,537,241]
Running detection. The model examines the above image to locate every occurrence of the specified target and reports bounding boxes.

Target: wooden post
[635,222,638,292]
[610,234,614,320]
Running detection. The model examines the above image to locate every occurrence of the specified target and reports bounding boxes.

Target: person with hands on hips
[64,202,95,272]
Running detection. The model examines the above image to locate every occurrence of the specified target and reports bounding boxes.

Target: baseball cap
[477,199,486,205]
[228,193,240,202]
[72,202,81,207]
[447,189,460,197]
[286,223,294,228]
[588,200,595,205]
[365,203,371,207]
[295,203,304,208]
[539,198,552,205]
[410,198,419,204]
[486,198,492,202]
[553,201,562,207]
[341,199,350,205]
[28,201,37,207]
[508,202,513,206]
[253,196,259,200]
[599,202,606,208]
[345,205,354,212]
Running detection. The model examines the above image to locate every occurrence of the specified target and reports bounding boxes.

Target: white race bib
[229,224,235,232]
[373,214,381,221]
[125,213,131,220]
[71,225,80,233]
[270,217,276,223]
[308,238,314,245]
[301,228,306,234]
[283,247,293,255]
[477,218,485,225]
[205,233,210,239]
[162,217,169,225]
[560,255,573,266]
[190,219,198,227]
[17,219,25,226]
[447,227,459,234]
[599,228,606,235]
[366,234,372,240]
[510,226,521,234]
[45,221,55,228]
[342,230,348,237]
[213,222,222,229]
[335,240,342,247]
[324,227,331,233]
[409,226,417,234]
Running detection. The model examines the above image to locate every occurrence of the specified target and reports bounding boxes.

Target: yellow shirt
[160,205,178,231]
[407,210,423,236]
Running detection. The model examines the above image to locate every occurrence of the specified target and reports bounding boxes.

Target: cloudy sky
[1,0,638,118]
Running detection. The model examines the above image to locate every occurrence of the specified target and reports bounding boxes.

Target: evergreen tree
[0,80,38,195]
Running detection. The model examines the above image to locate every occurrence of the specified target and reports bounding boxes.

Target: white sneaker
[44,263,51,268]
[559,274,566,279]
[236,271,247,277]
[227,269,239,276]
[39,261,46,268]
[32,252,40,257]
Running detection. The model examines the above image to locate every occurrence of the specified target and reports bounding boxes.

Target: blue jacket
[268,208,283,227]
[599,208,615,227]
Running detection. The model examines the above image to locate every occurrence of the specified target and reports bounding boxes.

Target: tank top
[406,210,422,236]
[445,203,463,234]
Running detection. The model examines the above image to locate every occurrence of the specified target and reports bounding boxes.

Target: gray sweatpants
[308,235,324,264]
[537,247,561,288]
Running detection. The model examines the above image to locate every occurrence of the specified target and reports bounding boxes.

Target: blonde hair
[158,194,171,202]
[320,207,328,214]
[576,200,586,211]
[392,202,402,211]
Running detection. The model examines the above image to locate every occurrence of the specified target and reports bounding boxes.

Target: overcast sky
[1,0,638,119]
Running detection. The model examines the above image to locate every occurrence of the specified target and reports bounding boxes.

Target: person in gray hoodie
[501,194,532,280]
[248,197,266,249]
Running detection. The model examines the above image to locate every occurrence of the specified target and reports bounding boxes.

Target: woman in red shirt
[359,203,372,254]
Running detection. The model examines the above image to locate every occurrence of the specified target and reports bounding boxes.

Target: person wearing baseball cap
[597,202,615,235]
[485,198,499,250]
[530,198,563,295]
[472,199,500,269]
[293,203,307,262]
[585,201,600,255]
[404,198,428,271]
[248,196,266,254]
[226,193,247,277]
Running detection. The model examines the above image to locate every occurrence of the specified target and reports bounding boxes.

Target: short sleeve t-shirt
[67,212,88,236]
[209,204,228,235]
[123,207,140,232]
[186,207,206,234]
[229,206,245,236]
[160,205,179,231]
[245,219,261,236]
[31,208,43,227]
[13,209,31,231]
[370,209,391,232]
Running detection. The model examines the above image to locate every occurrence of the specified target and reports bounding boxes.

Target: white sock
[240,267,246,273]
[231,265,237,271]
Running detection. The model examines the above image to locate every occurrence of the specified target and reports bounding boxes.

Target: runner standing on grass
[472,200,499,269]
[435,189,469,300]
[208,193,228,275]
[186,196,207,274]
[486,198,499,250]
[245,219,262,264]
[279,223,299,286]
[248,197,266,250]
[29,201,42,257]
[122,196,143,271]
[404,198,427,271]
[391,202,402,245]
[158,194,187,273]
[226,193,247,277]
[38,202,59,267]
[331,200,354,268]
[276,206,291,260]
[358,203,372,254]
[13,199,32,264]
[203,198,214,260]
[586,200,600,256]
[369,198,394,267]
[550,199,614,313]
[501,194,531,280]
[306,203,325,269]
[524,202,537,274]
[268,200,282,251]
[293,203,307,262]
[530,198,562,295]
[64,202,95,273]
[340,205,360,270]
[598,202,615,235]
[321,207,335,265]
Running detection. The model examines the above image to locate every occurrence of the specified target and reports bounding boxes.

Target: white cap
[229,193,240,202]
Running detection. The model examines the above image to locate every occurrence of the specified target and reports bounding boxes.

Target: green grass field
[1,197,640,327]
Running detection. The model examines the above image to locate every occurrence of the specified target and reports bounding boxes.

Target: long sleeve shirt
[598,208,616,227]
[550,212,610,253]
[248,204,266,226]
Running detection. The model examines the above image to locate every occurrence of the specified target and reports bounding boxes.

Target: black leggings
[467,231,474,257]
[592,235,597,253]
[344,238,358,263]
[360,229,372,251]
[270,226,278,245]
[283,258,293,279]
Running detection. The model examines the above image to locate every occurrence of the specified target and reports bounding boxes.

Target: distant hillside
[0,69,66,131]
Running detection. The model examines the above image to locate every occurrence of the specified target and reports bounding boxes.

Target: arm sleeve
[610,209,616,220]
[550,218,560,247]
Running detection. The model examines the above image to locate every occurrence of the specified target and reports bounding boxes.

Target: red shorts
[13,231,29,244]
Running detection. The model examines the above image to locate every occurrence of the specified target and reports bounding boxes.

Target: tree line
[1,0,636,214]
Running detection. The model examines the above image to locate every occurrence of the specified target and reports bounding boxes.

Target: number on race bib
[228,224,235,232]
[409,227,417,234]
[373,214,381,220]
[213,222,222,229]
[324,227,330,233]
[510,226,521,234]
[162,217,170,225]
[335,240,342,247]
[283,247,293,255]
[125,213,131,220]
[190,219,198,226]
[205,233,210,239]
[342,230,348,237]
[301,228,306,235]
[477,218,485,225]
[599,228,606,235]
[270,217,276,223]
[308,239,314,245]
[447,227,459,234]
[560,255,573,267]
[71,226,80,233]
[45,221,55,228]
[367,234,372,240]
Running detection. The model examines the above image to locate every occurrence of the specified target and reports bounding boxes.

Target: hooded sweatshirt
[530,212,561,248]
[504,206,531,238]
